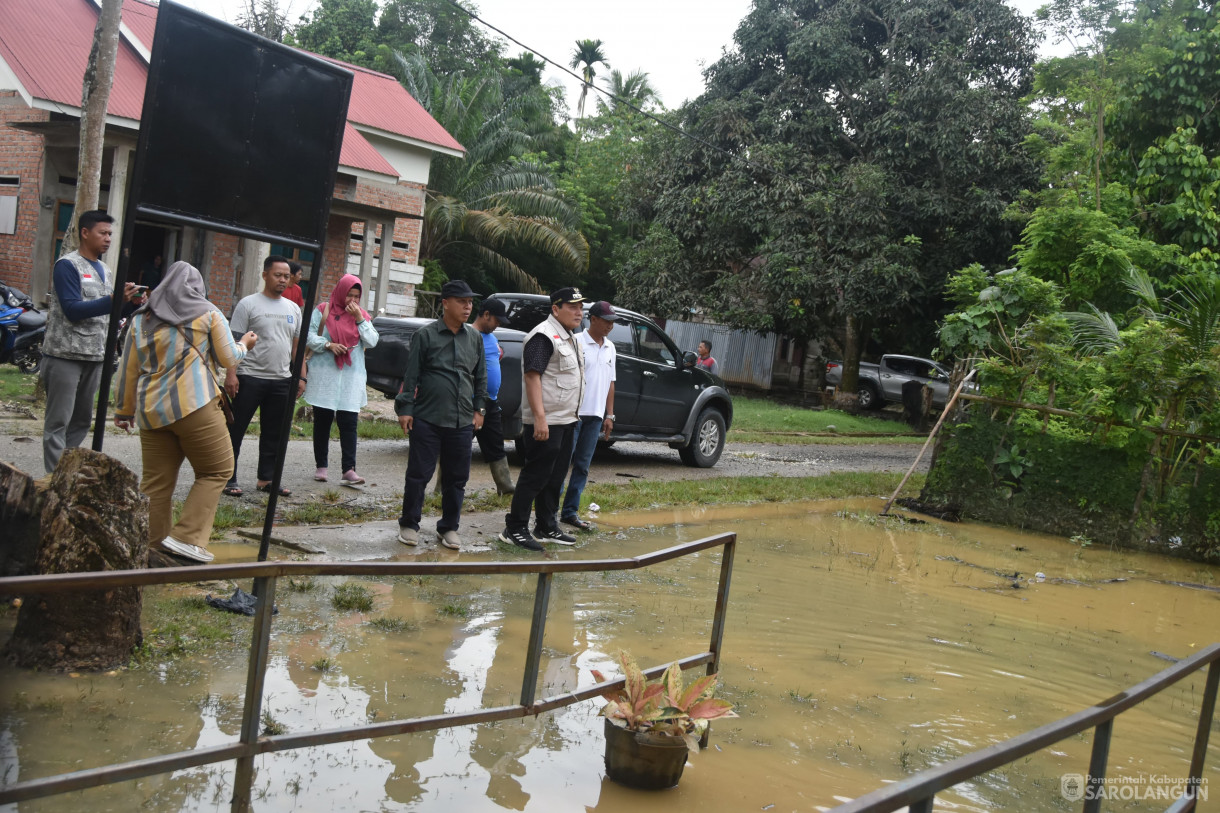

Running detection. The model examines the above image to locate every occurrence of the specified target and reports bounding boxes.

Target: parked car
[824,354,955,410]
[364,295,734,467]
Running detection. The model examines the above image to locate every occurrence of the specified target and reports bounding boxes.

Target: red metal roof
[0,0,148,119]
[340,122,400,177]
[120,0,158,53]
[0,0,464,175]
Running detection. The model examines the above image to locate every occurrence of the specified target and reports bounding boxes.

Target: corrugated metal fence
[664,320,776,390]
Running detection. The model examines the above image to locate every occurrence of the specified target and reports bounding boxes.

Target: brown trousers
[140,397,233,549]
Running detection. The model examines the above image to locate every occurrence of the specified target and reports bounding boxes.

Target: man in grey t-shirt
[224,256,301,497]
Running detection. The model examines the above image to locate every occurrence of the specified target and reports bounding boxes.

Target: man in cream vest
[499,287,586,551]
[41,209,142,472]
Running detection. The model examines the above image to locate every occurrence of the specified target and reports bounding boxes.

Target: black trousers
[474,399,506,463]
[227,374,292,485]
[313,407,358,473]
[505,422,576,533]
[399,418,474,533]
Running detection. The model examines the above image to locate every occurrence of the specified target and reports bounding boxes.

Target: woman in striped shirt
[115,261,258,563]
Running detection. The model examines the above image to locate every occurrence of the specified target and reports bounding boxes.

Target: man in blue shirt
[41,210,142,472]
[473,298,514,494]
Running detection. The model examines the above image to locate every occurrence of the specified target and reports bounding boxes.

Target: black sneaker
[535,527,577,545]
[500,527,544,551]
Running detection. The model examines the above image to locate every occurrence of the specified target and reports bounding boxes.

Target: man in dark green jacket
[395,280,488,550]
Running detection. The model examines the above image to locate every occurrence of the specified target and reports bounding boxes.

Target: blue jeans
[561,415,603,521]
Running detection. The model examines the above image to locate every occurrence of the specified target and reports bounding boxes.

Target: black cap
[550,286,587,306]
[588,300,619,321]
[441,279,477,299]
[481,298,508,319]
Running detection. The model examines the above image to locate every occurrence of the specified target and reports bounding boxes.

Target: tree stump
[4,448,149,670]
[0,460,43,580]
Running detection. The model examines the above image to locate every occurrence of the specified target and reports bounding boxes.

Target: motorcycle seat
[17,310,46,329]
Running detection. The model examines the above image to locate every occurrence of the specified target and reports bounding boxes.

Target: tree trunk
[61,0,123,257]
[0,460,43,581]
[4,449,148,671]
[840,313,861,394]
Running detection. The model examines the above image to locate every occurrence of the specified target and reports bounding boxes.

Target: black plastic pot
[602,718,689,790]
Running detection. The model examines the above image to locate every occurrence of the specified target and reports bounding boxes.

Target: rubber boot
[490,457,516,495]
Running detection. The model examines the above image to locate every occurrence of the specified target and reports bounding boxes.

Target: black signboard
[133,1,352,248]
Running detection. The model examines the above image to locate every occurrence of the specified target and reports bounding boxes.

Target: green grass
[281,501,398,525]
[0,367,38,401]
[731,398,916,436]
[367,615,416,633]
[133,591,249,664]
[585,471,925,513]
[331,583,374,612]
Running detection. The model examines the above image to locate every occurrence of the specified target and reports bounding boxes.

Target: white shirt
[576,330,616,418]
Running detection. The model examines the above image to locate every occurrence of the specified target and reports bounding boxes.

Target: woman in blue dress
[303,274,379,484]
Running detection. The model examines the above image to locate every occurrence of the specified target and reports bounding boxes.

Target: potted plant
[591,651,737,790]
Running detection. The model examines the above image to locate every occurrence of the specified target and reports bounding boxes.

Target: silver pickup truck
[824,354,954,410]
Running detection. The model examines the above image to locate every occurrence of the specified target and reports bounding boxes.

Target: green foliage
[939,266,1064,361]
[290,0,380,66]
[331,583,375,612]
[613,0,1039,370]
[394,54,588,293]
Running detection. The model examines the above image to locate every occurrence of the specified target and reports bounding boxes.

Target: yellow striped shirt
[115,309,246,430]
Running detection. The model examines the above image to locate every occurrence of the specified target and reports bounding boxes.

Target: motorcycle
[0,282,47,374]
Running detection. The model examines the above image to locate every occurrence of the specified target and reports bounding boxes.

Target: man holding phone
[41,209,145,472]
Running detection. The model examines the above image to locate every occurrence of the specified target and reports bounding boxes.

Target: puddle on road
[2,499,1218,811]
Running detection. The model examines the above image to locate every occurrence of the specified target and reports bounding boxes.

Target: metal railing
[829,642,1220,813]
[0,532,737,811]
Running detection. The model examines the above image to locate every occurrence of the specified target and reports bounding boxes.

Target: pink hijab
[321,274,368,369]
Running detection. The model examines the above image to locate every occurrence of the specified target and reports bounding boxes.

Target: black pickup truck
[364,295,734,467]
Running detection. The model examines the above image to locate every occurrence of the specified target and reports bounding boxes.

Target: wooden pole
[880,369,976,516]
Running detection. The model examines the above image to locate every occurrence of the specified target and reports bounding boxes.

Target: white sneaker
[437,530,461,550]
[397,527,419,546]
[160,537,214,563]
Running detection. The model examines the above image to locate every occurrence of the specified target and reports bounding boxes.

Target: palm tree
[569,39,609,121]
[395,53,588,292]
[597,68,659,117]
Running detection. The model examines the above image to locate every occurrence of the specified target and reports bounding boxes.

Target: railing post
[706,534,736,679]
[909,798,935,813]
[700,535,735,749]
[519,572,552,708]
[1187,659,1220,804]
[1083,719,1113,813]
[231,575,278,813]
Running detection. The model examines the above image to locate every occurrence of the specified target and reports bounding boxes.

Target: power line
[442,0,808,189]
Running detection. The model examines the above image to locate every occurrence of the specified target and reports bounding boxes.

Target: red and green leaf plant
[591,651,737,751]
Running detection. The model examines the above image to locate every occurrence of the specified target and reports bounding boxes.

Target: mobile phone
[134,285,149,294]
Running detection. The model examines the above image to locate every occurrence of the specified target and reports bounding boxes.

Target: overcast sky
[178,0,1054,116]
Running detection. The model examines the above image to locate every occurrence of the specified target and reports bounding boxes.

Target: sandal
[222,484,243,497]
[561,516,596,532]
[256,482,291,497]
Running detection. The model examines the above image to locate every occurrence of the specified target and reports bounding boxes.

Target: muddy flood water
[2,499,1218,812]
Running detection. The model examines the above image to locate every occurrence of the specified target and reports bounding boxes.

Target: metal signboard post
[89,1,352,563]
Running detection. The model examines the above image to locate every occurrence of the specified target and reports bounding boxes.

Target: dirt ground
[0,390,927,506]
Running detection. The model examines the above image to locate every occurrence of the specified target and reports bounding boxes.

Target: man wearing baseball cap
[473,297,515,495]
[395,279,488,550]
[499,287,586,551]
[559,300,618,531]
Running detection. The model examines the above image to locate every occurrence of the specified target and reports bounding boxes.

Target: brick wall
[205,232,242,315]
[0,93,50,291]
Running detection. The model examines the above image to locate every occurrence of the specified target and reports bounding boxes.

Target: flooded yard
[2,499,1218,811]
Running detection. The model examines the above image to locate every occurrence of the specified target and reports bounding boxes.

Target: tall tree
[614,0,1039,392]
[595,69,659,118]
[395,54,588,293]
[377,0,503,76]
[569,38,609,121]
[63,0,122,256]
[291,0,379,66]
[236,0,291,41]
